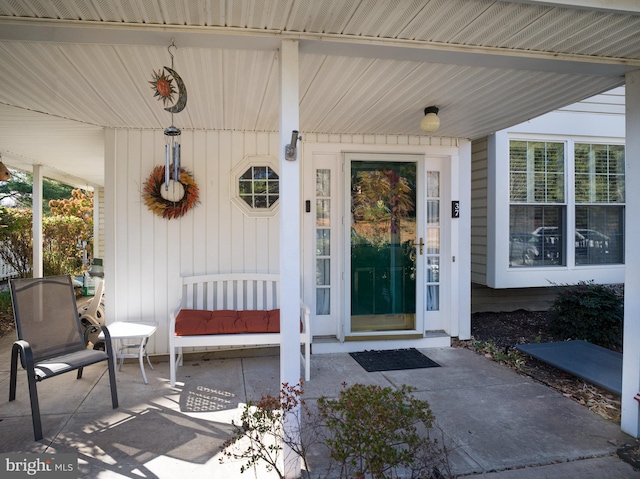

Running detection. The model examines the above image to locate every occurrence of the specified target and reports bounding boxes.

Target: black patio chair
[9,275,118,441]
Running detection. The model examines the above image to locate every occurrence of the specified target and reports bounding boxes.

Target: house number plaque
[452,200,460,218]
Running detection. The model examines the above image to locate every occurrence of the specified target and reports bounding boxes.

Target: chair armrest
[169,299,182,337]
[83,324,101,345]
[12,340,33,370]
[99,325,116,359]
[13,339,33,369]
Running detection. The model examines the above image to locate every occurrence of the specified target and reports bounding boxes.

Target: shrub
[221,382,318,479]
[221,382,452,479]
[317,383,448,479]
[550,281,623,351]
[0,207,33,277]
[43,215,87,276]
[0,206,91,278]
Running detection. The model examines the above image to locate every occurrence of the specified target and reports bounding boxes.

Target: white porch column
[622,69,640,438]
[103,129,117,325]
[456,139,472,340]
[31,164,43,278]
[279,39,301,478]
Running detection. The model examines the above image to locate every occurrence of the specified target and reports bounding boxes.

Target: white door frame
[301,141,465,345]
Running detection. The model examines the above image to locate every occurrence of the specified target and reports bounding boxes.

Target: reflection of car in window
[575,228,610,261]
[509,233,539,266]
[531,227,562,264]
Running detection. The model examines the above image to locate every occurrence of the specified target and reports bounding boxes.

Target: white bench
[169,273,310,386]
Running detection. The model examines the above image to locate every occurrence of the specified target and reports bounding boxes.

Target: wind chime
[144,40,199,219]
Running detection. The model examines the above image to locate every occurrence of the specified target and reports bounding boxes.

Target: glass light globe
[420,112,440,132]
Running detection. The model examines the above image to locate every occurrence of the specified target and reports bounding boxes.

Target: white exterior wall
[105,129,281,355]
[104,129,471,355]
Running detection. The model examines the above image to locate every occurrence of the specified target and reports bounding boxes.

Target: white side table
[99,322,157,384]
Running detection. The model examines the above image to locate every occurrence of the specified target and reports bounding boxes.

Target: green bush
[550,281,623,351]
[0,207,90,278]
[317,383,447,479]
[0,290,11,313]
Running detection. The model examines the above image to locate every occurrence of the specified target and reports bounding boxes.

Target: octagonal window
[231,156,279,217]
[239,166,279,208]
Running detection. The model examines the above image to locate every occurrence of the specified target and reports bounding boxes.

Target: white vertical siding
[108,130,467,354]
[108,129,281,354]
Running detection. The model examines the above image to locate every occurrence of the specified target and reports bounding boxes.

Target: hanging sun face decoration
[149,69,177,106]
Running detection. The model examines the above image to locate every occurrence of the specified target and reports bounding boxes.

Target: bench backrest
[181,273,279,311]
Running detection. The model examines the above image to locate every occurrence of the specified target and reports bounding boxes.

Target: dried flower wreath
[142,165,199,219]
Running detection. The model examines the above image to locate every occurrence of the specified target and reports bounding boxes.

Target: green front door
[350,159,418,333]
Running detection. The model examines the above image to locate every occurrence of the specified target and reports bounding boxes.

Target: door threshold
[311,333,450,354]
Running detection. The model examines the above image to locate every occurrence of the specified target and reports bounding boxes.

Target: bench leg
[305,340,311,382]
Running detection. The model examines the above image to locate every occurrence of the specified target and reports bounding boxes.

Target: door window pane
[351,161,417,331]
[316,259,330,285]
[316,229,330,256]
[315,169,332,315]
[425,171,440,311]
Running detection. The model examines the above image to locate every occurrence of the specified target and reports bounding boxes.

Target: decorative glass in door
[350,161,417,332]
[316,169,331,315]
[426,171,440,311]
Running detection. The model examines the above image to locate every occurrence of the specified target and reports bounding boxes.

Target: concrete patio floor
[0,331,638,478]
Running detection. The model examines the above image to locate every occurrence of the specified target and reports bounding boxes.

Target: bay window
[508,140,624,268]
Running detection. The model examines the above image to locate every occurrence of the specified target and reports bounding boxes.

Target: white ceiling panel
[0,0,637,187]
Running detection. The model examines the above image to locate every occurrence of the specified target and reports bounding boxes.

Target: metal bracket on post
[285,130,301,161]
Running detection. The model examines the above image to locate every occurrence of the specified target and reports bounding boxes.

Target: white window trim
[230,155,279,218]
[488,131,625,289]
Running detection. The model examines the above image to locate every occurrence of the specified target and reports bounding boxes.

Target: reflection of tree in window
[351,169,415,245]
[239,166,279,208]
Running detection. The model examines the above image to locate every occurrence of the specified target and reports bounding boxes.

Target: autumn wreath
[142,165,200,219]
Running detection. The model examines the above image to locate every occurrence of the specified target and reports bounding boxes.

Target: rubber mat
[515,340,622,395]
[349,348,440,372]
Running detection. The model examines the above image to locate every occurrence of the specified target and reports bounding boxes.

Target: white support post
[456,139,472,340]
[622,69,640,438]
[104,129,117,327]
[32,164,43,278]
[279,39,302,478]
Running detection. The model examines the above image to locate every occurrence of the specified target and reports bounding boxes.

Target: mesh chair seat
[32,349,110,380]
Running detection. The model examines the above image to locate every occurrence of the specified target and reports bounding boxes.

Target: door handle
[413,237,424,255]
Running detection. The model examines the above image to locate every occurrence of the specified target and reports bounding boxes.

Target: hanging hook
[167,39,177,69]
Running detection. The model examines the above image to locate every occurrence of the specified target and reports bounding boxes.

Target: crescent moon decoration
[142,165,199,220]
[163,66,187,114]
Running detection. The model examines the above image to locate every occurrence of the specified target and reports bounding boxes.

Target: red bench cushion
[175,308,298,336]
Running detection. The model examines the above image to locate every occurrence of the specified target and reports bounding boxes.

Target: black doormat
[349,348,440,372]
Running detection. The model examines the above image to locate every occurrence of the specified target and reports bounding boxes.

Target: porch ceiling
[0,0,638,188]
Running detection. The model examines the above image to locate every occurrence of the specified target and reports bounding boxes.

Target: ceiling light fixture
[420,106,440,133]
